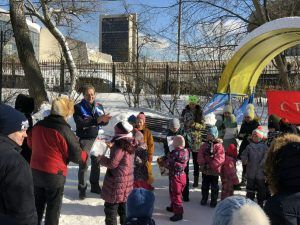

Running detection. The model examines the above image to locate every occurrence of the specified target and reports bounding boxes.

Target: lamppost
[0,29,13,103]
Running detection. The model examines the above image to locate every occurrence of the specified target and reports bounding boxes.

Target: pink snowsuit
[221,144,239,200]
[165,147,189,214]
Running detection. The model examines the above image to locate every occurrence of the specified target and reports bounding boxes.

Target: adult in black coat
[264,134,300,225]
[15,94,35,163]
[0,104,37,225]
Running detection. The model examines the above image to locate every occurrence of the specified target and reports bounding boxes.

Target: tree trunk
[252,0,291,89]
[9,0,48,109]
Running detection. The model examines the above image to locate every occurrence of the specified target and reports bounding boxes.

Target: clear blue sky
[0,0,177,60]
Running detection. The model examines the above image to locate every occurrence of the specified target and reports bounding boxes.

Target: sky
[0,0,178,60]
[0,0,250,61]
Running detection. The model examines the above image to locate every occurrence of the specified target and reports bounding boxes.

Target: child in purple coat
[98,121,135,225]
[158,135,189,222]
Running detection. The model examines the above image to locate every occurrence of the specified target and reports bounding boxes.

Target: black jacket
[73,101,108,139]
[0,136,37,225]
[238,119,260,156]
[265,192,300,225]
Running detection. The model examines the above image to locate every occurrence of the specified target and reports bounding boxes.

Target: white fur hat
[204,112,217,126]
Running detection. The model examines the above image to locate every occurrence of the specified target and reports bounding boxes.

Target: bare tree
[24,0,99,97]
[9,0,48,109]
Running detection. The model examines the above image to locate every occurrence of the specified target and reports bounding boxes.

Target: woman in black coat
[264,134,300,225]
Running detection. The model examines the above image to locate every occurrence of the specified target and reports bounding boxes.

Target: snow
[52,93,247,225]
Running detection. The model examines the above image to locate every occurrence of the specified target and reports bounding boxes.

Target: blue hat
[128,114,137,124]
[0,104,28,135]
[207,125,218,139]
[126,188,155,219]
[212,196,270,225]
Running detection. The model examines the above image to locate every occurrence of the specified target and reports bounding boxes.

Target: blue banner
[234,94,254,124]
[203,93,229,115]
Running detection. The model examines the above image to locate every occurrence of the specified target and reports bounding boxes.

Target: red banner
[266,90,300,124]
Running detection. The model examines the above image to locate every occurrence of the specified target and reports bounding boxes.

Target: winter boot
[90,185,101,194]
[193,176,199,188]
[170,214,183,222]
[79,189,86,200]
[200,196,208,206]
[166,206,173,212]
[210,200,217,208]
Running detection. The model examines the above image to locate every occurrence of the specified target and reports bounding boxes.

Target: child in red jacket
[221,144,239,200]
[158,135,189,222]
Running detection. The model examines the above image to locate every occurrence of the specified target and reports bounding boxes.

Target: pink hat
[172,135,185,149]
[137,112,146,123]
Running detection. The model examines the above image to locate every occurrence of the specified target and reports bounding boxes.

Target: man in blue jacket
[74,85,111,199]
[0,104,37,225]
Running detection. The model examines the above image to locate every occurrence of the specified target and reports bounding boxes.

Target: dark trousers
[34,186,64,225]
[246,178,266,207]
[182,156,189,200]
[78,139,101,191]
[192,152,199,177]
[201,174,219,202]
[104,202,126,225]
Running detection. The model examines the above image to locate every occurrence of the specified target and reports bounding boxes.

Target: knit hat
[223,103,233,114]
[226,144,238,158]
[268,114,281,131]
[172,135,185,148]
[252,126,266,141]
[188,95,199,104]
[126,188,155,219]
[204,112,217,126]
[114,121,133,135]
[0,104,28,135]
[244,104,255,120]
[212,196,270,225]
[207,125,218,139]
[128,114,137,124]
[51,97,74,118]
[169,118,180,130]
[137,112,146,123]
[15,94,35,114]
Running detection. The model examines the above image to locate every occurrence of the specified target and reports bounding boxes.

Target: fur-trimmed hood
[265,133,300,194]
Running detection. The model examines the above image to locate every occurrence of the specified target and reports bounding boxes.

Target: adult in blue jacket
[0,104,37,225]
[73,85,111,199]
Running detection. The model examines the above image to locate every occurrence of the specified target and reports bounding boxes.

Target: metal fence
[1,60,299,95]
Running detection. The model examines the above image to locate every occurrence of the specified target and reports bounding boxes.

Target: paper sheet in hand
[90,137,108,157]
[167,136,175,152]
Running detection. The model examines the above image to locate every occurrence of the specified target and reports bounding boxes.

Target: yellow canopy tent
[217,17,300,95]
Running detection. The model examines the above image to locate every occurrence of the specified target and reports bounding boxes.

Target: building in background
[39,28,112,63]
[100,14,137,62]
[0,8,40,60]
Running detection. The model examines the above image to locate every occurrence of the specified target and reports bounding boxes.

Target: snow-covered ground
[52,93,247,225]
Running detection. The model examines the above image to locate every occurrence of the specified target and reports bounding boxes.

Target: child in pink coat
[158,135,189,222]
[198,125,225,208]
[221,144,239,200]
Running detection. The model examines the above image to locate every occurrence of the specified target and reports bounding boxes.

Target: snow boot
[79,189,86,200]
[193,176,199,187]
[90,185,101,194]
[166,206,173,212]
[170,214,183,222]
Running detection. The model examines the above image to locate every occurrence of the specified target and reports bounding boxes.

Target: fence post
[11,59,16,87]
[60,58,65,93]
[166,64,170,94]
[112,63,116,92]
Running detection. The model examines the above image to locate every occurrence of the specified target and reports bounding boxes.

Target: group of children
[99,99,298,224]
